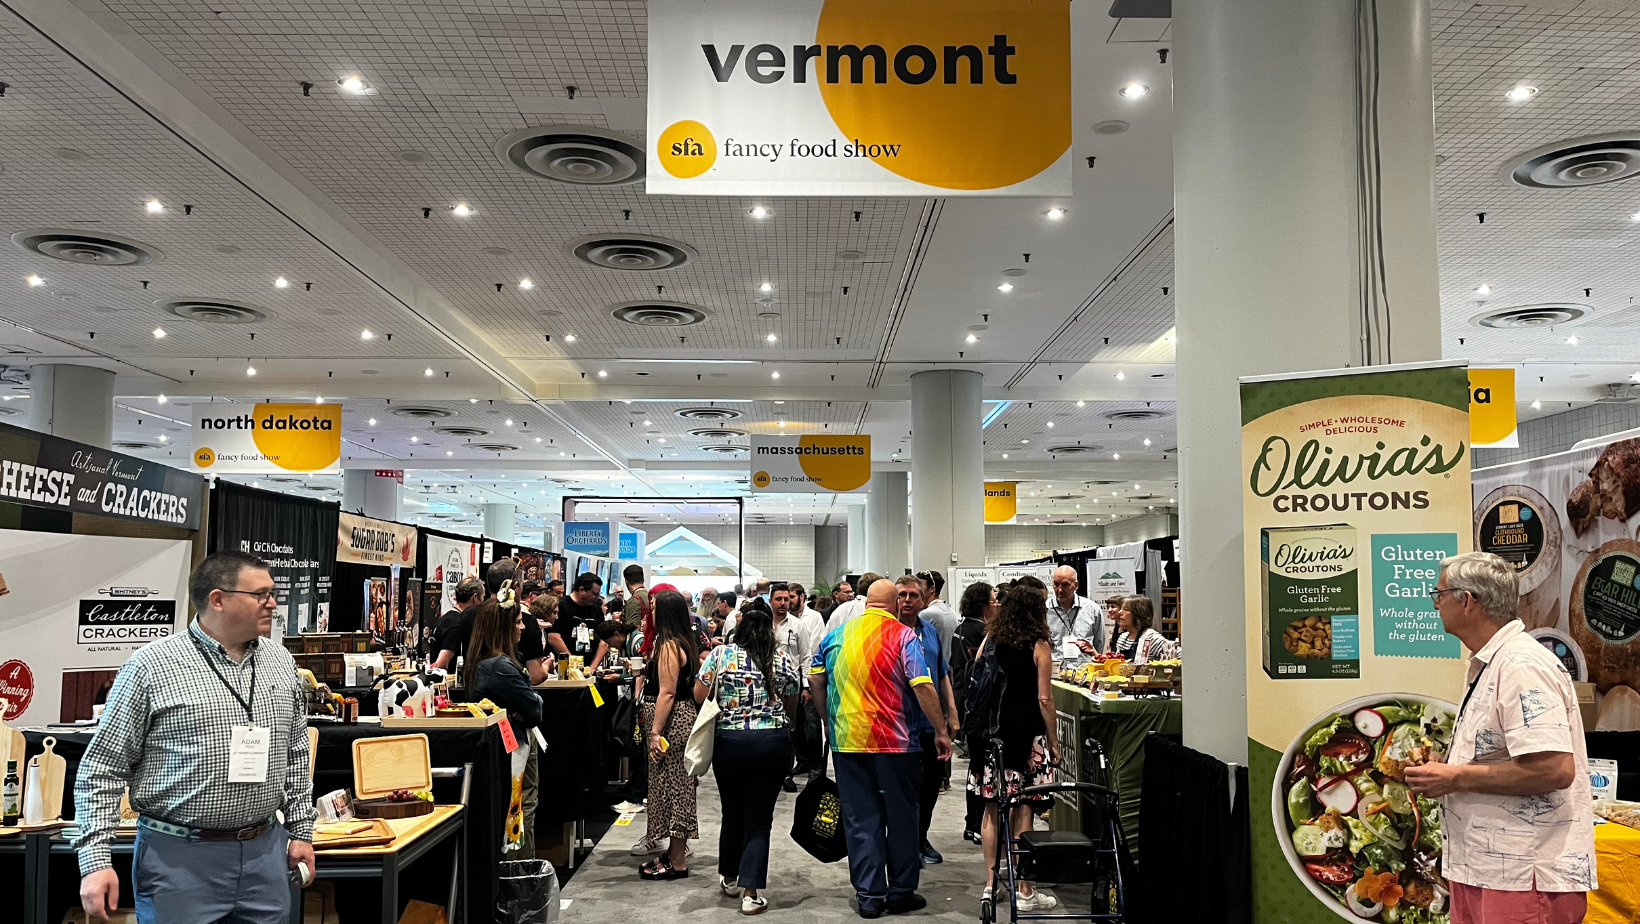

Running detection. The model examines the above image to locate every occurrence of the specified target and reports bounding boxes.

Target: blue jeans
[714,728,794,890]
[832,751,923,911]
[133,821,292,924]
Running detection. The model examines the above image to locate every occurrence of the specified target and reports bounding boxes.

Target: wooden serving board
[24,736,66,823]
[351,734,431,801]
[354,796,434,819]
[381,707,506,729]
[312,817,396,849]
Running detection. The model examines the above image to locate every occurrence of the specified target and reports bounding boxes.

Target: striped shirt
[1111,629,1176,664]
[72,621,315,874]
[811,608,931,753]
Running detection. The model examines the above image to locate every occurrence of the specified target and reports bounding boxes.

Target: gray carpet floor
[560,758,1090,924]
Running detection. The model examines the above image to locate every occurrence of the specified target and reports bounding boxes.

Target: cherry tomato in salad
[1319,731,1372,769]
[1303,854,1356,886]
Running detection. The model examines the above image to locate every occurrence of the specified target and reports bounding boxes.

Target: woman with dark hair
[1110,595,1176,663]
[636,590,701,879]
[694,607,800,913]
[950,581,997,842]
[970,576,1060,911]
[465,585,544,856]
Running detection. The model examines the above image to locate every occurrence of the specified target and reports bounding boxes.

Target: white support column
[1172,0,1441,764]
[910,369,985,572]
[484,503,517,543]
[27,364,114,448]
[342,469,402,522]
[846,503,866,572]
[865,470,909,578]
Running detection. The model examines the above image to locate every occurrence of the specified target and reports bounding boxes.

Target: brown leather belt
[197,820,272,841]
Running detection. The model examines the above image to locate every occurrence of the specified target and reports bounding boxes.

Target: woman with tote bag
[693,608,802,914]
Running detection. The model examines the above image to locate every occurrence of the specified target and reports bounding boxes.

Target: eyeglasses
[1428,587,1467,601]
[219,588,280,604]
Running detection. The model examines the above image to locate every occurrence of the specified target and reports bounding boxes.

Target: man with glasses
[1048,565,1104,667]
[75,551,315,924]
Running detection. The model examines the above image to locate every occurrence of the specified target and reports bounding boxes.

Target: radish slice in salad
[1342,884,1382,919]
[1352,708,1387,738]
[1316,777,1359,814]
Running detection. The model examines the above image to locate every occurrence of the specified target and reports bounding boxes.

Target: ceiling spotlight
[451,203,473,217]
[767,333,778,342]
[368,418,377,426]
[597,369,608,377]
[759,282,773,292]
[1531,400,1542,410]
[314,395,323,404]
[360,329,374,340]
[1631,212,1640,223]
[1475,284,1492,296]
[771,371,781,379]
[997,282,1014,293]
[410,435,419,443]
[1115,371,1126,380]
[777,420,786,428]
[446,450,453,456]
[1076,400,1086,407]
[26,275,43,287]
[643,419,652,425]
[1565,335,1579,345]
[534,437,542,443]
[1503,85,1538,102]
[1046,207,1066,220]
[1002,453,1009,459]
[1134,483,1142,489]
[469,398,478,403]
[1021,439,1030,443]
[749,206,770,219]
[274,277,289,288]
[145,199,165,214]
[424,367,435,376]
[1143,438,1152,446]
[564,333,576,342]
[1119,83,1149,99]
[158,434,168,443]
[152,327,166,339]
[560,451,566,457]
[1047,421,1055,428]
[339,76,371,94]
[518,278,534,290]
[157,394,167,404]
[1112,452,1121,459]
[246,365,257,377]
[966,334,978,343]
[504,418,513,426]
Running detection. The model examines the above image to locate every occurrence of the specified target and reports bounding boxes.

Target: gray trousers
[134,821,291,924]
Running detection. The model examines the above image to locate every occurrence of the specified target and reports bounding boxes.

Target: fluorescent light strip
[981,400,1012,429]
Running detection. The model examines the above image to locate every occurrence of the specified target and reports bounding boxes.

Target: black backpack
[962,636,1008,740]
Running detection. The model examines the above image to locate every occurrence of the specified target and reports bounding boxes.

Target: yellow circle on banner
[813,0,1071,190]
[796,435,872,491]
[193,447,215,467]
[656,120,718,178]
[753,470,772,488]
[251,404,342,471]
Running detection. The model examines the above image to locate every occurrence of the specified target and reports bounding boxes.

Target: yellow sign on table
[1589,822,1640,924]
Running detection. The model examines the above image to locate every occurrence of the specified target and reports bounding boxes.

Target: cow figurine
[377,674,436,719]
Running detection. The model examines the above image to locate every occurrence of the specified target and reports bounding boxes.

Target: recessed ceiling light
[1002,453,1009,459]
[767,333,778,342]
[274,277,289,288]
[1076,400,1085,407]
[1021,439,1029,444]
[1531,400,1542,410]
[518,278,534,290]
[339,76,371,94]
[1115,371,1126,380]
[1134,483,1142,489]
[1475,284,1492,296]
[368,418,377,426]
[360,329,374,340]
[777,421,786,428]
[559,451,566,457]
[451,203,473,217]
[1046,421,1054,428]
[564,333,576,342]
[410,435,419,443]
[1565,335,1579,345]
[246,365,257,376]
[314,395,324,404]
[1504,85,1538,102]
[771,371,781,379]
[157,394,167,404]
[424,367,435,376]
[966,334,978,343]
[1046,207,1066,220]
[749,206,771,219]
[759,282,773,292]
[1143,438,1152,446]
[145,199,164,214]
[1630,212,1640,223]
[152,327,166,339]
[535,437,542,443]
[505,418,513,426]
[26,275,43,287]
[597,369,608,377]
[446,450,453,456]
[997,282,1014,293]
[1119,83,1149,99]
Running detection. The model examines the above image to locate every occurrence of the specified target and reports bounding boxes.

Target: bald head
[866,578,897,610]
[1052,566,1079,607]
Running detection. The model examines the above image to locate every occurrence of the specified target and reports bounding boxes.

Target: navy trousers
[832,751,923,911]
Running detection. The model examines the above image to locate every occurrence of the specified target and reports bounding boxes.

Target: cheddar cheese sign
[750,435,871,493]
[192,403,342,473]
[647,0,1072,196]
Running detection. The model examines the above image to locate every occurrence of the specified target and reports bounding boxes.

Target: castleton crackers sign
[750,435,871,493]
[647,0,1071,196]
[192,403,341,473]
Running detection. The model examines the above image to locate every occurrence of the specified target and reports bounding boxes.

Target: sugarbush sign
[0,420,202,529]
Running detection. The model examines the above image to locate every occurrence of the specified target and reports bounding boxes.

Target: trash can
[497,858,560,924]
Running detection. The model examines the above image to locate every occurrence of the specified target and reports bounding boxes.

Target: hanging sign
[0,420,201,529]
[427,533,481,616]
[1240,361,1472,923]
[563,521,614,557]
[191,403,342,473]
[646,0,1072,196]
[1089,558,1135,600]
[337,511,417,567]
[750,435,871,493]
[1468,367,1518,449]
[947,567,997,605]
[983,482,1017,523]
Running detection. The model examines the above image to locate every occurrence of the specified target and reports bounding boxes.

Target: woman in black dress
[967,576,1061,912]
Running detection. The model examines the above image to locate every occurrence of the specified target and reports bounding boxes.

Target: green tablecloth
[1049,682,1183,860]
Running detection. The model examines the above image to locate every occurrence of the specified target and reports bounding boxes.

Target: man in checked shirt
[75,551,315,923]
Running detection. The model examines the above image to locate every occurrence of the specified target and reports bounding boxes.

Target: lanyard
[1053,601,1079,638]
[190,631,257,724]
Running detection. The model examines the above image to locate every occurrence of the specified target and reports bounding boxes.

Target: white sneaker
[630,835,664,855]
[741,895,768,915]
[1016,891,1058,911]
[611,801,646,813]
[721,876,742,897]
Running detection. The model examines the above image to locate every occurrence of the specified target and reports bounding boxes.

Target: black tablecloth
[533,681,615,826]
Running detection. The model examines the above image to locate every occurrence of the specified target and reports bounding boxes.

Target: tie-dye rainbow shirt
[810,608,932,753]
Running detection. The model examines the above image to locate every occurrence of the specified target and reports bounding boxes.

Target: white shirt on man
[825,597,866,633]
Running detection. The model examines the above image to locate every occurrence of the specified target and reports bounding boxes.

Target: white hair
[1439,551,1519,623]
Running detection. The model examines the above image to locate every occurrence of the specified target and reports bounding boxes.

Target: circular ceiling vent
[431,425,491,437]
[1103,408,1169,422]
[701,444,749,454]
[611,301,710,327]
[13,229,162,266]
[469,443,519,453]
[389,406,455,420]
[496,125,644,186]
[112,440,152,450]
[1470,303,1591,329]
[158,298,267,324]
[267,476,304,484]
[688,427,747,439]
[1046,445,1104,455]
[570,234,697,271]
[675,406,743,421]
[1505,133,1640,188]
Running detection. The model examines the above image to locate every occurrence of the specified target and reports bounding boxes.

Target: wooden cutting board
[351,734,431,801]
[312,817,396,849]
[24,735,66,823]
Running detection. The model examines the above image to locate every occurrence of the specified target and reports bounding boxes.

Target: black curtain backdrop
[1587,730,1640,800]
[1137,733,1251,924]
[208,481,338,633]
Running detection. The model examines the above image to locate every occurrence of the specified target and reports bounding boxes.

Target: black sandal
[640,856,691,880]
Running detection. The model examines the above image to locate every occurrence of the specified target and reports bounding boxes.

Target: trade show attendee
[1048,565,1103,666]
[430,576,485,671]
[972,576,1060,912]
[466,583,544,856]
[607,586,627,616]
[810,579,950,918]
[950,581,996,843]
[915,571,959,670]
[545,578,565,598]
[1109,596,1176,664]
[530,594,560,653]
[636,590,702,876]
[698,586,719,622]
[767,584,821,791]
[489,559,551,684]
[833,579,855,604]
[752,577,771,601]
[1102,596,1124,647]
[592,620,631,676]
[825,571,881,632]
[696,607,801,914]
[895,576,958,865]
[75,551,314,924]
[622,564,651,629]
[1405,552,1595,924]
[724,593,771,642]
[712,591,739,642]
[552,572,604,661]
[520,581,545,608]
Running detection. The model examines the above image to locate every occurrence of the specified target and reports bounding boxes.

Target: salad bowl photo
[1272,693,1458,924]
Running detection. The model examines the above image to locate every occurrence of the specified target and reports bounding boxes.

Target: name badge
[229,725,270,783]
[575,624,591,647]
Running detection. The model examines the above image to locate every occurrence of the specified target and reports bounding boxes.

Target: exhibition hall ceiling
[0,1,1633,529]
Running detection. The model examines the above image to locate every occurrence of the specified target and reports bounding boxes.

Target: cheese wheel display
[1476,485,1561,629]
[1569,538,1640,693]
